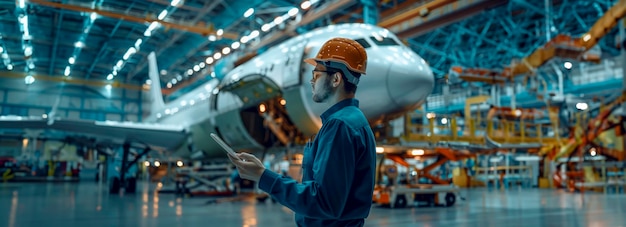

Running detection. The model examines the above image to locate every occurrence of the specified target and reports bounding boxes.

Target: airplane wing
[0,116,187,150]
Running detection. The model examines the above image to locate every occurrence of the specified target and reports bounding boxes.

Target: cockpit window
[370,36,400,46]
[354,38,371,48]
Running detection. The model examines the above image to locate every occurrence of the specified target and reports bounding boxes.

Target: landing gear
[105,143,150,194]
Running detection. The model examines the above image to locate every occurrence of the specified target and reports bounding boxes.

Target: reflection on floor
[0,182,625,227]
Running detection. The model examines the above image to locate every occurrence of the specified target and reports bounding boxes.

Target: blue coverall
[258,98,377,227]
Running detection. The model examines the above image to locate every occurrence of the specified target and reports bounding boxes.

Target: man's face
[310,65,335,103]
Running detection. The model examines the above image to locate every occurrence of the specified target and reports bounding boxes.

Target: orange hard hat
[304,37,368,77]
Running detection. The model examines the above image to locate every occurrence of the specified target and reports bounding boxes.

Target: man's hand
[227,152,266,182]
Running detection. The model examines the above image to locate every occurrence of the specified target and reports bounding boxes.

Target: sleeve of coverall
[257,119,356,219]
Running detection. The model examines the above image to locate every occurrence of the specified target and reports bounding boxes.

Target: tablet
[210,133,240,159]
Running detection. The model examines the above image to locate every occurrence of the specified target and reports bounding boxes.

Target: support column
[616,19,626,113]
[360,0,378,24]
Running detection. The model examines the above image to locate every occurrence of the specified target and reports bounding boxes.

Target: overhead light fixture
[243,8,254,18]
[146,79,152,85]
[217,29,223,36]
[24,75,35,85]
[208,35,216,41]
[90,12,98,21]
[301,1,311,10]
[261,24,271,32]
[75,41,85,48]
[288,8,299,17]
[134,39,143,49]
[222,47,230,55]
[158,10,168,20]
[564,61,572,69]
[64,66,70,76]
[274,16,284,25]
[231,42,240,49]
[214,52,222,60]
[187,69,193,75]
[193,65,200,72]
[69,57,75,64]
[170,0,181,7]
[7,64,13,70]
[107,74,113,80]
[199,62,206,68]
[105,84,112,90]
[205,57,214,64]
[24,46,32,57]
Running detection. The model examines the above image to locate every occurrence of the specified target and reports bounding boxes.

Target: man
[228,37,377,227]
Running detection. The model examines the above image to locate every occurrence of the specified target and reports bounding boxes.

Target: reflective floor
[0,182,625,227]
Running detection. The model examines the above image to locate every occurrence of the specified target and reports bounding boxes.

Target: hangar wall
[0,77,148,122]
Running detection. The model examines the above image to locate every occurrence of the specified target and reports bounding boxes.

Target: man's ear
[332,72,342,87]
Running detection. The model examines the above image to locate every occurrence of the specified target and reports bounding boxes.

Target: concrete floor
[0,182,625,227]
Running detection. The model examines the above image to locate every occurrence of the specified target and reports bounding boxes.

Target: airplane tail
[148,52,165,115]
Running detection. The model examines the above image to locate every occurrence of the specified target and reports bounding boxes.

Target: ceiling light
[105,84,112,90]
[170,0,181,6]
[24,75,35,85]
[193,65,200,72]
[288,8,299,17]
[171,78,177,84]
[214,53,221,60]
[158,10,168,20]
[24,46,32,57]
[176,75,182,81]
[208,35,216,41]
[7,64,13,70]
[199,62,206,68]
[564,62,572,69]
[222,47,230,55]
[146,79,152,85]
[205,57,214,64]
[274,16,284,24]
[231,42,240,49]
[261,24,271,32]
[90,12,97,21]
[69,57,75,64]
[249,30,259,39]
[64,66,70,76]
[240,36,249,44]
[134,39,143,49]
[243,8,254,18]
[75,41,85,48]
[107,74,113,80]
[0,46,3,52]
[28,62,34,69]
[217,29,223,36]
[187,69,193,75]
[301,1,311,9]
[112,70,117,76]
[166,83,172,88]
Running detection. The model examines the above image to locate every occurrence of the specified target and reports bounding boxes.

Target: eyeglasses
[311,69,336,82]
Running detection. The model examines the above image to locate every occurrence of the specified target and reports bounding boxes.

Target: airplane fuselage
[147,23,435,159]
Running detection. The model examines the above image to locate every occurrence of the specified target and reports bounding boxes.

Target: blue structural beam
[157,0,267,71]
[360,0,378,24]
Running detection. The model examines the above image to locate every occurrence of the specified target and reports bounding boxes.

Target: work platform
[1,182,625,226]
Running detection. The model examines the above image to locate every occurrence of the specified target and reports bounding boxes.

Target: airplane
[0,23,435,192]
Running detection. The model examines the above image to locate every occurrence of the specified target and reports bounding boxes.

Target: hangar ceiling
[0,0,622,96]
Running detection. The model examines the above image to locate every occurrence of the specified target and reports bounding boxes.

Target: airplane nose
[386,53,435,109]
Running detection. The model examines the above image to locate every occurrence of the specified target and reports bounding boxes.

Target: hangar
[0,0,625,226]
